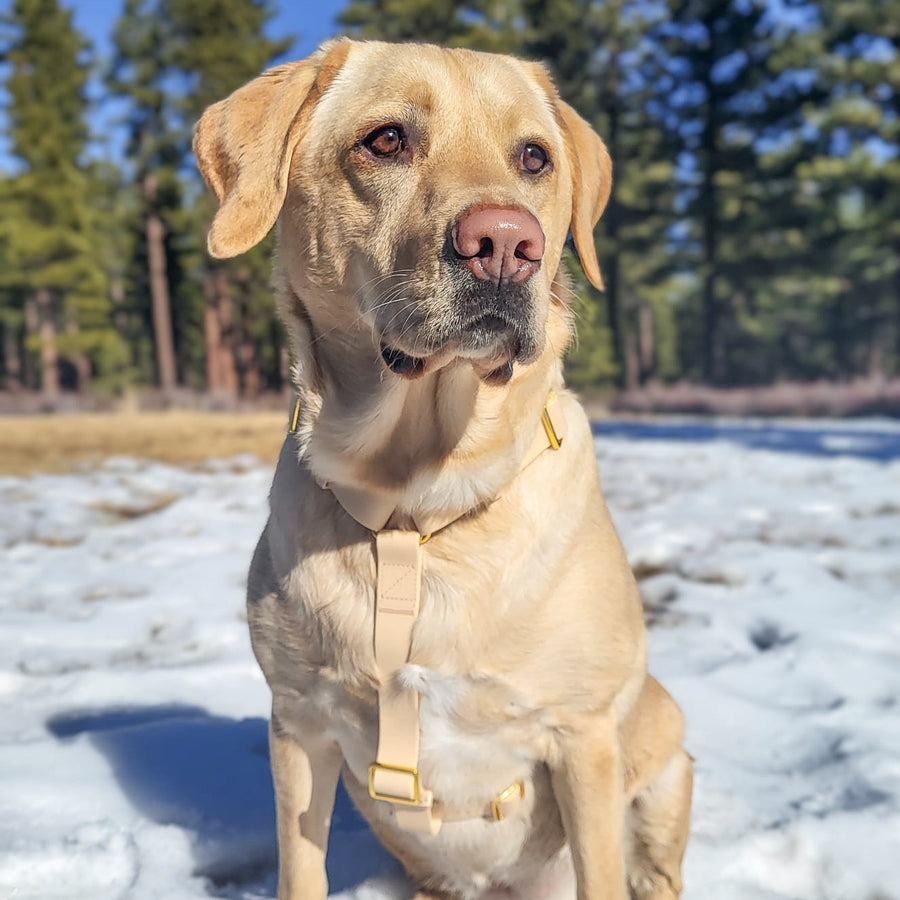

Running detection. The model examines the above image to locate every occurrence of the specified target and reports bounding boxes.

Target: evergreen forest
[0,0,897,406]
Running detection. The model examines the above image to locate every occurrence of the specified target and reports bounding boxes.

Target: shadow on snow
[46,705,402,897]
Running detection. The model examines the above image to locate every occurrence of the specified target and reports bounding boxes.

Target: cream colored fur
[194,39,691,900]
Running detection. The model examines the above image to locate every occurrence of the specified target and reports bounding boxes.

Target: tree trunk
[140,132,178,393]
[145,198,178,393]
[620,293,639,390]
[36,288,59,398]
[110,276,129,342]
[700,189,721,383]
[866,334,884,380]
[214,267,239,397]
[239,330,261,399]
[602,37,626,388]
[65,308,92,392]
[2,321,23,391]
[23,297,39,390]
[604,249,626,387]
[203,269,222,392]
[638,302,655,383]
[893,242,900,377]
[623,325,640,391]
[829,290,851,377]
[236,267,261,400]
[202,264,239,397]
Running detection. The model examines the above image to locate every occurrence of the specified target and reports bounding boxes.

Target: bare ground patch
[0,410,288,475]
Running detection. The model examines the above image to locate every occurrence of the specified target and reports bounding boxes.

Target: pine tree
[656,0,760,383]
[730,9,836,385]
[107,0,183,394]
[655,0,827,385]
[339,0,517,49]
[0,0,127,396]
[797,0,900,379]
[0,176,26,391]
[165,0,291,397]
[89,161,146,388]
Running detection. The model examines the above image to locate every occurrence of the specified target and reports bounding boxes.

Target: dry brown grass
[612,377,900,417]
[0,410,289,476]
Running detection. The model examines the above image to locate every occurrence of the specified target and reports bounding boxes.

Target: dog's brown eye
[365,125,404,157]
[521,144,549,174]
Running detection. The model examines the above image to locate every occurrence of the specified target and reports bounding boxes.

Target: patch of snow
[1,424,898,899]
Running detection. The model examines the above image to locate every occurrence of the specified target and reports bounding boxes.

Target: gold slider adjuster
[368,762,423,806]
[491,779,525,821]
[288,397,301,434]
[541,396,562,450]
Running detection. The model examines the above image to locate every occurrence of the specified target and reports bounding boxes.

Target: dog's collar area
[288,392,566,535]
[287,392,566,834]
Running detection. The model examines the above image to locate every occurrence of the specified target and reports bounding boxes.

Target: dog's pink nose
[452,206,545,284]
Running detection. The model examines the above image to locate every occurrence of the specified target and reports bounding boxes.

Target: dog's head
[194,40,610,384]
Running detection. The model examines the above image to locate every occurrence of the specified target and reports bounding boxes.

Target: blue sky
[69,0,348,63]
[1,0,349,168]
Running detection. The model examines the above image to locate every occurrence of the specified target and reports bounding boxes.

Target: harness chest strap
[292,392,567,834]
[370,530,438,832]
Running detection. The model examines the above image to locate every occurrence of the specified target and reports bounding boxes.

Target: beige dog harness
[290,392,567,834]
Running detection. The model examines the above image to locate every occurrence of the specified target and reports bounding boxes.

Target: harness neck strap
[327,389,567,535]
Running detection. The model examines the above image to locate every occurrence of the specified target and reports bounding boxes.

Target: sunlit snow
[1,421,898,900]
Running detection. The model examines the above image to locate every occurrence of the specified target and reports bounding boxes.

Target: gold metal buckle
[541,397,562,450]
[490,779,524,821]
[368,762,423,806]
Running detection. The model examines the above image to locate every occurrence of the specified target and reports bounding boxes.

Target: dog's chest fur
[252,519,564,801]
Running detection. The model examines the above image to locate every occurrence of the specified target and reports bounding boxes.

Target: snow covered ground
[1,420,899,900]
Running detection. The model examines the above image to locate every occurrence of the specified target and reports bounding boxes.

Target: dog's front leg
[551,712,627,900]
[270,714,342,900]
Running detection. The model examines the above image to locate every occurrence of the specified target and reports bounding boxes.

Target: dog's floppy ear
[193,40,351,259]
[528,63,612,290]
[555,100,612,291]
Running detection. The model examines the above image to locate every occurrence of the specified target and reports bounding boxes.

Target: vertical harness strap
[370,530,441,833]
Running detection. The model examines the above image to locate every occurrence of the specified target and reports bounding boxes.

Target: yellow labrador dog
[194,39,691,900]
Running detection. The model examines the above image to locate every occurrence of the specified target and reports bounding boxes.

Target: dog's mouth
[380,344,427,379]
[461,314,519,351]
[380,314,531,383]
